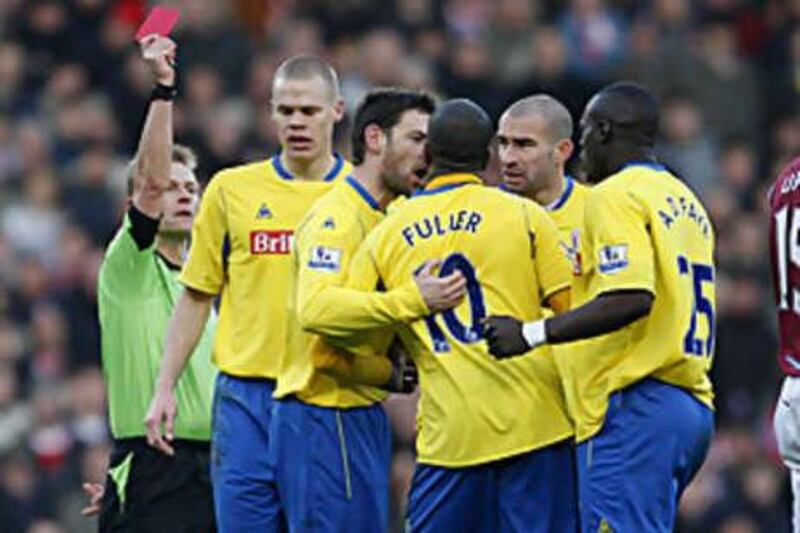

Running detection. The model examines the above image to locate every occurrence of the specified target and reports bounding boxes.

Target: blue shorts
[576,378,714,533]
[211,373,284,532]
[407,439,578,533]
[270,397,391,532]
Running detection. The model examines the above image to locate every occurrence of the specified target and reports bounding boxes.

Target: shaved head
[428,99,494,173]
[504,94,573,142]
[273,54,340,100]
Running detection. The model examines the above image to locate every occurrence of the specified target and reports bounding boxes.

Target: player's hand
[81,482,104,516]
[482,315,529,358]
[139,34,176,86]
[415,260,467,313]
[385,339,418,394]
[144,387,177,456]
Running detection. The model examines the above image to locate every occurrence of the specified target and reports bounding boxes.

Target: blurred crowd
[0,0,797,531]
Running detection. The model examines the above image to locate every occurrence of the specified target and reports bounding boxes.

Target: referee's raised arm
[131,34,177,219]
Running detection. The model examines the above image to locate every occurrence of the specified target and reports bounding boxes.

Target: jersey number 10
[420,253,486,353]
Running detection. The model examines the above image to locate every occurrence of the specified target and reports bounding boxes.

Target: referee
[94,35,217,532]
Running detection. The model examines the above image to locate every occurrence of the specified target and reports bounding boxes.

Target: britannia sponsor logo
[250,230,294,255]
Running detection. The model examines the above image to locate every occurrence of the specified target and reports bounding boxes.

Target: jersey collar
[345,176,381,211]
[546,176,574,212]
[271,153,344,182]
[414,173,482,197]
[622,160,666,172]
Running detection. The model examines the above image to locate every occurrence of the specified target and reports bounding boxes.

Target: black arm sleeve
[544,290,654,344]
[128,204,161,251]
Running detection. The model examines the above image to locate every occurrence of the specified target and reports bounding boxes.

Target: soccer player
[144,55,351,531]
[272,88,464,531]
[96,35,216,531]
[335,99,577,531]
[496,94,593,429]
[485,82,716,532]
[769,156,800,533]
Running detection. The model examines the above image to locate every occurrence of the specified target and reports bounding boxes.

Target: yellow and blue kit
[569,162,715,532]
[271,176,429,531]
[344,172,577,532]
[180,154,350,530]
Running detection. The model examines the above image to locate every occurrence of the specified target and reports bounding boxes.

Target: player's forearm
[134,99,173,195]
[300,284,427,338]
[156,288,212,391]
[543,291,654,343]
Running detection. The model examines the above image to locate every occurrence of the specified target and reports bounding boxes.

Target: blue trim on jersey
[271,153,344,181]
[412,183,471,198]
[548,176,574,212]
[345,176,381,211]
[622,161,667,172]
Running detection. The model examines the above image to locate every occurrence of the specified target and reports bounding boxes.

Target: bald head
[428,99,493,173]
[589,82,659,147]
[504,94,573,142]
[273,54,340,100]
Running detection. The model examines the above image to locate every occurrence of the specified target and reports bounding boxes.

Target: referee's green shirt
[98,207,217,440]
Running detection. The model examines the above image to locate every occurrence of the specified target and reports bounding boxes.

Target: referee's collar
[414,173,482,197]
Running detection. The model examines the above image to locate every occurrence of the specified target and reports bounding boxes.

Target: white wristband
[522,320,547,349]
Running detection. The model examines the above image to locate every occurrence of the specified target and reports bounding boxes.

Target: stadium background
[0,0,797,531]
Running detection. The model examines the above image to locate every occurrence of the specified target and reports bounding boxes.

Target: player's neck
[530,173,567,207]
[608,147,657,176]
[156,234,187,266]
[280,151,336,181]
[351,164,395,210]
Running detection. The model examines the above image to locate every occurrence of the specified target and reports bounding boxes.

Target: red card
[135,6,180,40]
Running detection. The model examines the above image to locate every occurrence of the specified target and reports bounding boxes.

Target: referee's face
[159,162,200,236]
[271,75,344,164]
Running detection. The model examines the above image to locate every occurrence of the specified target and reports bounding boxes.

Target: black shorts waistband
[112,437,210,453]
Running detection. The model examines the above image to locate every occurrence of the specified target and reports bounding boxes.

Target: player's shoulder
[299,184,361,236]
[770,156,800,207]
[207,159,273,190]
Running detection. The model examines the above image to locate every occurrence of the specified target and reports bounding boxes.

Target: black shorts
[99,438,215,533]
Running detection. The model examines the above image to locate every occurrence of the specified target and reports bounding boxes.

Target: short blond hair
[127,143,198,196]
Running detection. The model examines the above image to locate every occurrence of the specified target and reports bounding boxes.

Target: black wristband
[150,82,177,102]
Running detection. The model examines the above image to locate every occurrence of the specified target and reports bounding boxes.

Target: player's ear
[364,123,385,155]
[555,138,574,165]
[597,119,612,144]
[332,98,345,122]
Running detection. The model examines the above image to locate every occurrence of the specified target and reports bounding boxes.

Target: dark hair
[350,88,436,165]
[598,82,660,147]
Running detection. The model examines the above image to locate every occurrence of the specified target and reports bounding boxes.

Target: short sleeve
[179,174,227,295]
[586,187,655,296]
[523,201,572,302]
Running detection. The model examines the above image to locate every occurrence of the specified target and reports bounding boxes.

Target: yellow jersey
[543,177,595,428]
[180,155,351,378]
[346,173,573,467]
[276,177,425,407]
[567,162,715,442]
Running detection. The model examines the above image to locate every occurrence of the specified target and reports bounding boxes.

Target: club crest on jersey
[598,244,628,274]
[250,230,293,255]
[256,203,273,219]
[308,246,342,272]
[559,230,583,276]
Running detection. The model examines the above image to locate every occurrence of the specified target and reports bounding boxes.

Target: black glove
[385,338,418,394]
[483,315,529,359]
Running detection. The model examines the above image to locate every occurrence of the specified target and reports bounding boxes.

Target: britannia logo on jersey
[308,246,342,272]
[598,244,628,274]
[256,203,273,219]
[250,230,293,254]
